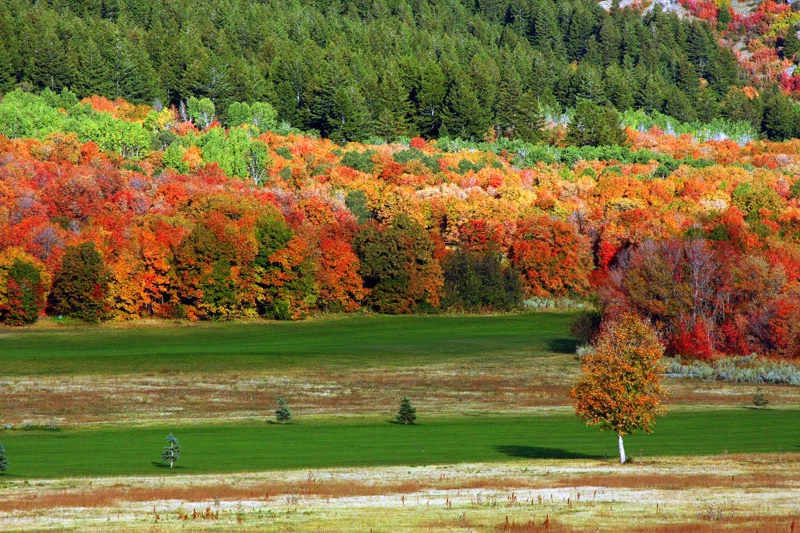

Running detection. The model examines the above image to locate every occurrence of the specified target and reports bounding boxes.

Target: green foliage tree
[4,259,48,325]
[396,396,417,425]
[345,190,372,224]
[275,398,293,423]
[566,100,627,147]
[0,443,7,472]
[570,313,666,463]
[161,433,180,468]
[245,140,271,186]
[355,214,442,314]
[442,250,523,312]
[187,97,216,129]
[226,101,278,132]
[50,242,111,323]
[172,221,240,320]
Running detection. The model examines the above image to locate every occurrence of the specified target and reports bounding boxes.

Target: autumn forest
[4,0,800,366]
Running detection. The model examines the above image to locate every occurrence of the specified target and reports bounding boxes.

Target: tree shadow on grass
[151,462,182,469]
[494,445,603,460]
[546,338,578,355]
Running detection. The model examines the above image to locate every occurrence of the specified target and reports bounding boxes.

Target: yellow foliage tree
[570,313,666,463]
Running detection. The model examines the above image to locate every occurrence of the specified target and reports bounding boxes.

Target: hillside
[3,0,800,359]
[0,90,800,359]
[0,0,778,140]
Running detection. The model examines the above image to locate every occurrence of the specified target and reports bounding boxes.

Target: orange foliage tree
[570,313,667,464]
[508,215,592,298]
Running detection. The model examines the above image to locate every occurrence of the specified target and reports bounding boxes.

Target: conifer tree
[161,433,180,468]
[275,398,293,423]
[0,443,7,472]
[396,396,417,425]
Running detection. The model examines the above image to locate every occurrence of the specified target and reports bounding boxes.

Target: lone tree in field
[396,396,417,425]
[753,388,769,410]
[570,313,666,464]
[275,398,293,423]
[161,433,180,468]
[0,443,7,472]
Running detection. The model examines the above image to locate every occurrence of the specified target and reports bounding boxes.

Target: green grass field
[0,313,576,375]
[2,410,797,479]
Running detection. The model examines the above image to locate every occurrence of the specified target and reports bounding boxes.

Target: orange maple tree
[570,313,667,464]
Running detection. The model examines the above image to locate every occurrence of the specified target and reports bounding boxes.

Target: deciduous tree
[50,241,111,323]
[570,313,666,463]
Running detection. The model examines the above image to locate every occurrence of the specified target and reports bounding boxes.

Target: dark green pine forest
[0,0,795,141]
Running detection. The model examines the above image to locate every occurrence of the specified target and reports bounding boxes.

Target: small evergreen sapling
[275,398,293,423]
[753,388,769,410]
[162,433,180,468]
[396,396,417,424]
[0,443,7,472]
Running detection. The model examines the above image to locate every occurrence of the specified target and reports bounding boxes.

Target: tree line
[5,0,797,141]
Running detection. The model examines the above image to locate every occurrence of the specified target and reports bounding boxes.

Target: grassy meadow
[0,313,576,375]
[2,312,800,530]
[1,410,799,479]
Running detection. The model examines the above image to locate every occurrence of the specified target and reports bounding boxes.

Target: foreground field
[2,313,800,530]
[2,313,797,427]
[1,455,798,532]
[1,411,799,479]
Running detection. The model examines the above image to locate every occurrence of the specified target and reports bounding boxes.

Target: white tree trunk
[618,433,626,464]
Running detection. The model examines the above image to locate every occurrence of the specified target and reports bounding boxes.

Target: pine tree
[0,443,7,472]
[161,433,180,468]
[783,27,800,62]
[753,388,769,410]
[396,396,417,425]
[275,398,293,423]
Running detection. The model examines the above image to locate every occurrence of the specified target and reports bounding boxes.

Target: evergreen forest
[2,0,789,141]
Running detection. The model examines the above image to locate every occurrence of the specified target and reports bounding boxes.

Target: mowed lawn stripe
[0,313,577,375]
[1,410,797,478]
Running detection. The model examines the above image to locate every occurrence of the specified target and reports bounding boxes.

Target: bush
[569,310,602,343]
[0,443,7,472]
[665,354,800,385]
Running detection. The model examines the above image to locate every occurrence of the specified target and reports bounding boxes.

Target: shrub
[569,310,603,343]
[665,354,800,385]
[753,388,769,410]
